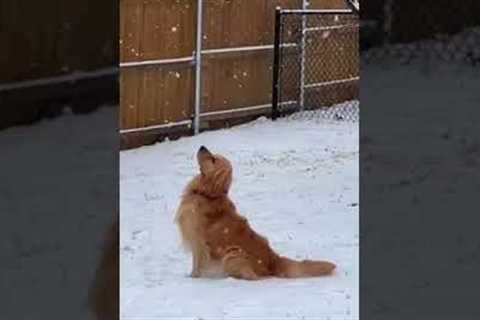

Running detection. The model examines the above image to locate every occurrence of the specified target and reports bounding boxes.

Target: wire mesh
[273,10,359,121]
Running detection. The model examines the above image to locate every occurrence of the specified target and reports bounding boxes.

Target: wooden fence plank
[202,51,273,113]
[120,65,194,129]
[120,0,144,63]
[203,0,302,49]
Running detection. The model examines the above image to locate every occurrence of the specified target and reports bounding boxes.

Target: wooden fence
[120,0,354,148]
[0,0,117,130]
[1,0,116,84]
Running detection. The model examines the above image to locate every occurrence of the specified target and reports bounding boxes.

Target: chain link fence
[271,1,480,123]
[272,8,359,122]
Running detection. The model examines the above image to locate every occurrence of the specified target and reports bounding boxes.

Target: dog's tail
[274,256,336,278]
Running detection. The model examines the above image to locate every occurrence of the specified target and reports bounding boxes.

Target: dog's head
[194,146,233,197]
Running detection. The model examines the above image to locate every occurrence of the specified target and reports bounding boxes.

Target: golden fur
[175,146,336,280]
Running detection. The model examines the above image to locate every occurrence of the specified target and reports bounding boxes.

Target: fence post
[271,7,282,120]
[299,0,308,111]
[383,0,394,45]
[193,0,203,135]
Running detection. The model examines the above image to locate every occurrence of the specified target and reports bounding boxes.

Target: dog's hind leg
[221,246,259,281]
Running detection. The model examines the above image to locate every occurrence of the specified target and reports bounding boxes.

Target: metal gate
[271,8,359,121]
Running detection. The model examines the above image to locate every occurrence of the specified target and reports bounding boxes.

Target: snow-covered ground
[360,46,480,318]
[120,108,359,320]
[0,106,117,320]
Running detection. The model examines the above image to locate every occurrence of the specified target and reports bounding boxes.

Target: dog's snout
[199,145,208,153]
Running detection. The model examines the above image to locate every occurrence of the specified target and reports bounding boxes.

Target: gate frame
[271,8,357,120]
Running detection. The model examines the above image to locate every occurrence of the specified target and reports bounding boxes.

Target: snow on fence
[119,0,354,145]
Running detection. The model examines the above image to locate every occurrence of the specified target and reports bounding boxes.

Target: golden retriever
[175,146,336,280]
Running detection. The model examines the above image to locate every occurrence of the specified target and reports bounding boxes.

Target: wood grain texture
[120,0,358,131]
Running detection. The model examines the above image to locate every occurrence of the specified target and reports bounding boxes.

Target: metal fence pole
[271,7,282,120]
[193,0,203,135]
[383,0,394,45]
[299,0,308,111]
